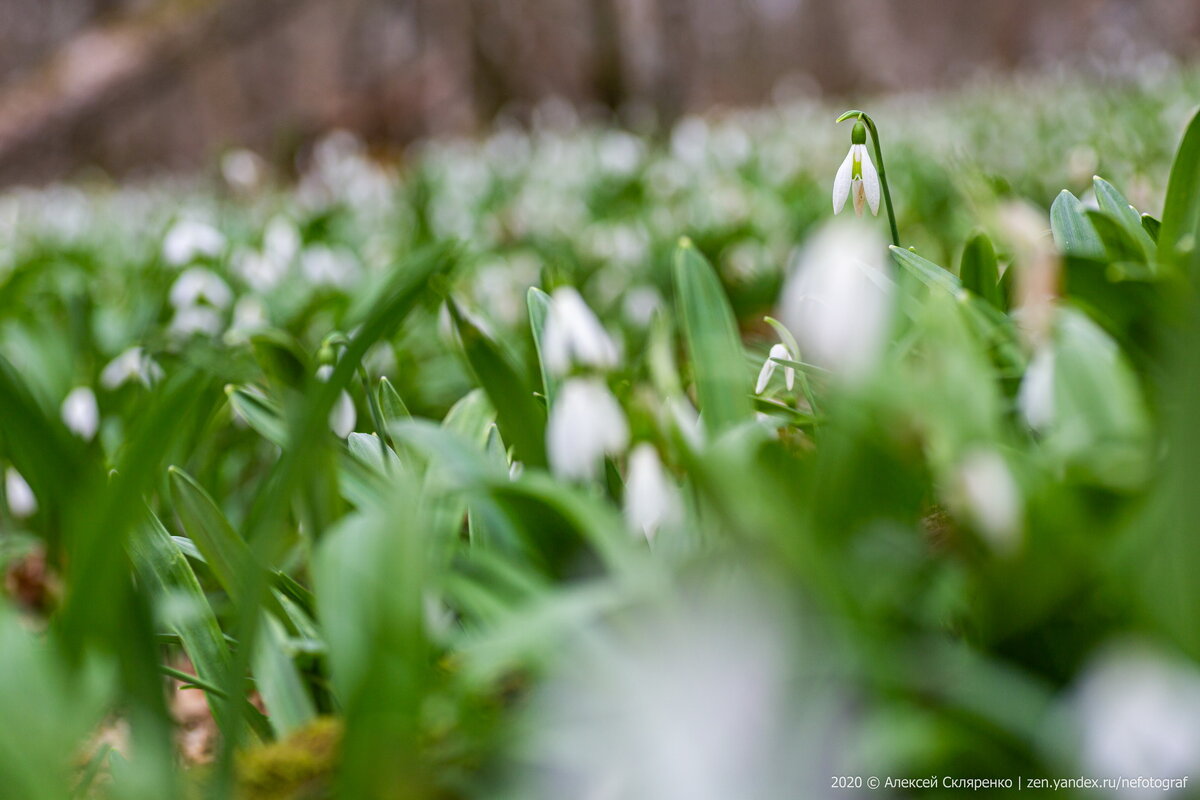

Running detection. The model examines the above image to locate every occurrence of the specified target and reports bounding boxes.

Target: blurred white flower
[832,135,880,217]
[778,220,893,383]
[547,378,629,481]
[5,468,36,518]
[233,249,288,293]
[542,288,620,376]
[952,449,1023,553]
[301,245,359,288]
[162,220,225,266]
[623,444,681,541]
[169,305,224,338]
[100,347,162,390]
[1018,346,1055,431]
[263,216,301,265]
[621,286,663,328]
[60,386,99,440]
[169,267,233,310]
[225,296,269,344]
[1072,643,1200,792]
[317,365,357,438]
[755,344,795,394]
[517,589,832,800]
[220,149,266,193]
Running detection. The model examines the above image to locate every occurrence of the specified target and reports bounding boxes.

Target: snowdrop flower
[263,216,301,265]
[301,245,360,288]
[1071,643,1200,789]
[5,468,36,518]
[220,149,266,193]
[162,219,225,266]
[1018,346,1055,431]
[100,346,163,389]
[232,249,288,293]
[778,220,893,383]
[624,444,681,541]
[169,305,224,338]
[951,449,1022,553]
[542,287,620,376]
[516,588,828,800]
[621,286,663,328]
[755,344,795,394]
[169,267,232,310]
[547,378,629,481]
[60,386,99,440]
[225,296,269,344]
[832,121,880,217]
[316,365,357,438]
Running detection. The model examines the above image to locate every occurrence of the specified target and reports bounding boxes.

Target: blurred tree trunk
[653,0,692,128]
[588,0,625,115]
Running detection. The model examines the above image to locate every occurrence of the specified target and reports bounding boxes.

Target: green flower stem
[837,110,900,247]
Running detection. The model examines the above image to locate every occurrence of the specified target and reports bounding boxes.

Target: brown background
[1,0,1197,185]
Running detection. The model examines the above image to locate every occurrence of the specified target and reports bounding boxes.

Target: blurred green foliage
[0,68,1199,798]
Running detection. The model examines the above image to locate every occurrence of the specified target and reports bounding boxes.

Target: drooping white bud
[162,220,225,266]
[5,468,36,518]
[623,444,681,541]
[951,449,1022,553]
[61,386,99,440]
[542,288,620,376]
[755,344,796,394]
[547,377,629,481]
[169,267,233,310]
[317,365,357,438]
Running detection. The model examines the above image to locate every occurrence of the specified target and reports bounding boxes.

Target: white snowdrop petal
[955,449,1022,552]
[1073,644,1200,781]
[5,468,36,518]
[162,220,225,266]
[832,149,854,214]
[542,287,620,376]
[858,146,881,216]
[547,378,629,481]
[624,444,680,540]
[1019,346,1055,431]
[61,386,99,440]
[778,219,894,383]
[329,391,357,438]
[754,357,777,394]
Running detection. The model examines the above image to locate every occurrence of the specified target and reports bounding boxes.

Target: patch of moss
[237,717,343,800]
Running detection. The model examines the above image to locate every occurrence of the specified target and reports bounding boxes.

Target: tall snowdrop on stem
[832,122,880,219]
[833,111,900,247]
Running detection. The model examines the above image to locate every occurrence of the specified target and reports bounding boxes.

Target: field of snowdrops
[3,67,1200,798]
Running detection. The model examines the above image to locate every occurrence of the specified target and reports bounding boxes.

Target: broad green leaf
[227,385,288,446]
[1093,177,1156,262]
[377,377,410,423]
[1085,209,1148,264]
[889,246,962,296]
[448,300,546,468]
[1160,107,1200,275]
[527,286,559,406]
[672,239,752,434]
[1049,190,1105,260]
[1141,213,1161,242]
[959,232,1002,310]
[251,614,316,737]
[128,513,233,719]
